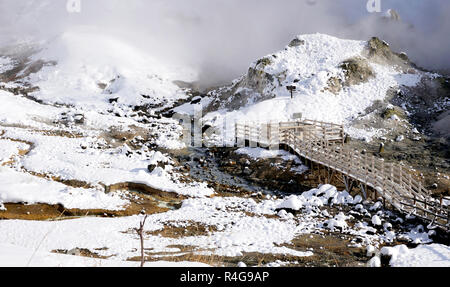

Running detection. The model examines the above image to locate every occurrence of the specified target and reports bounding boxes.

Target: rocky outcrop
[324,56,376,95]
[364,37,415,72]
[288,37,305,48]
[204,35,420,113]
[340,57,375,86]
[205,55,281,113]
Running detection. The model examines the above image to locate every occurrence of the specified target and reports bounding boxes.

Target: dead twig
[135,214,148,267]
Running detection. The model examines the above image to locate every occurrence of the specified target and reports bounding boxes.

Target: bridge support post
[318,164,321,183]
[360,183,367,200]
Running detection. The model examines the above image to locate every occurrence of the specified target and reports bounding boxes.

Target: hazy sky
[1,0,449,85]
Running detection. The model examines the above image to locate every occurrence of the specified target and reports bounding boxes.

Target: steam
[0,0,449,88]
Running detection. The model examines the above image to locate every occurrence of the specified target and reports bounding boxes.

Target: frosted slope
[26,28,196,111]
[204,34,423,143]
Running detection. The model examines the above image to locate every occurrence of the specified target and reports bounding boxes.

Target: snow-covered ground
[0,183,441,266]
[0,166,127,210]
[0,244,210,267]
[1,31,448,267]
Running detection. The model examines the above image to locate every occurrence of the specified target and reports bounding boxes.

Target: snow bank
[0,139,29,164]
[2,128,214,198]
[381,244,450,267]
[26,29,196,112]
[0,90,62,129]
[276,184,355,212]
[0,167,128,210]
[0,243,210,267]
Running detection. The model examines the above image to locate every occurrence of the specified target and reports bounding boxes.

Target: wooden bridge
[235,119,450,232]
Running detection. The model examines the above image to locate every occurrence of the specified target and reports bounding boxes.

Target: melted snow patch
[0,243,210,267]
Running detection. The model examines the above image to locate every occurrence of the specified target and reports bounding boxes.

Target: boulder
[288,38,305,48]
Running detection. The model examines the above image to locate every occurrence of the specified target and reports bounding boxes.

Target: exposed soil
[146,221,218,238]
[126,233,368,267]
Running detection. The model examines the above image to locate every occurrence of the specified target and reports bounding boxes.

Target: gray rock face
[288,38,305,48]
[205,56,280,113]
[340,57,375,86]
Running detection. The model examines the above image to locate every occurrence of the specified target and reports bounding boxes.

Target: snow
[236,147,300,162]
[26,29,196,112]
[323,212,349,231]
[204,33,423,144]
[0,90,62,129]
[0,56,15,73]
[1,31,448,267]
[396,135,405,142]
[0,195,316,262]
[400,225,433,244]
[1,127,214,198]
[278,196,303,211]
[276,185,355,212]
[0,179,448,266]
[0,167,128,210]
[366,245,377,257]
[381,244,450,267]
[0,243,210,267]
[234,147,308,174]
[237,262,247,267]
[368,256,381,267]
[346,126,387,143]
[371,215,382,226]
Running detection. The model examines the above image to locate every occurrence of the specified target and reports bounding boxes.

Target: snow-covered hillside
[200,34,432,143]
[4,29,197,112]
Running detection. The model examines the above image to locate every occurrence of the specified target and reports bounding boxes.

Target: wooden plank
[400,202,448,220]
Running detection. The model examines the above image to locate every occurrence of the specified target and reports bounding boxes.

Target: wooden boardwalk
[235,119,450,232]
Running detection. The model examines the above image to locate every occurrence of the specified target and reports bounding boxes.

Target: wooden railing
[235,120,345,148]
[235,120,449,232]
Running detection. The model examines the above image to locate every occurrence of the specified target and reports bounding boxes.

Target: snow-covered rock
[371,215,382,226]
[366,245,377,257]
[368,256,381,267]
